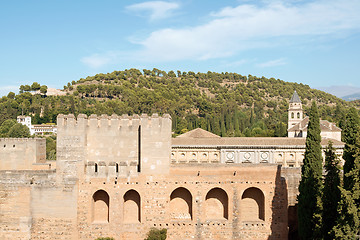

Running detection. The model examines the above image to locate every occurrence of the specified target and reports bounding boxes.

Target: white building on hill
[17,116,57,135]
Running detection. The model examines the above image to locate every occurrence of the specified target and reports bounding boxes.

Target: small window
[289,164,294,168]
[95,163,98,173]
[203,153,207,158]
[116,163,119,173]
[297,112,300,118]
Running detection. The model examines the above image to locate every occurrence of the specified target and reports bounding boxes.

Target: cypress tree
[298,101,323,239]
[322,142,341,240]
[342,108,360,190]
[333,124,360,239]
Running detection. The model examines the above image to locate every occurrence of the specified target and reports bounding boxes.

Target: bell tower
[288,90,303,130]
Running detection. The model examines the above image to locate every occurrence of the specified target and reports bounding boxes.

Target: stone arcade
[0,93,344,240]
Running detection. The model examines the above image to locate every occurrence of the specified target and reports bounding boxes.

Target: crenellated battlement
[56,113,172,177]
[57,113,171,130]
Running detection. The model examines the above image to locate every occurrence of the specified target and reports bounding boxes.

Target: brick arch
[170,187,192,220]
[92,189,109,223]
[205,187,228,220]
[241,187,265,221]
[123,189,141,223]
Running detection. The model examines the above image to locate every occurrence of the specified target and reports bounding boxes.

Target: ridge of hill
[1,68,358,137]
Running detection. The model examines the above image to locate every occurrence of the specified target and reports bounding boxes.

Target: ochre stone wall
[76,164,288,240]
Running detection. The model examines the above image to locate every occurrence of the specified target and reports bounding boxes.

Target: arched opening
[291,112,294,119]
[92,190,109,223]
[297,112,300,119]
[170,187,192,220]
[241,187,265,221]
[123,190,141,223]
[205,187,228,220]
[94,163,98,173]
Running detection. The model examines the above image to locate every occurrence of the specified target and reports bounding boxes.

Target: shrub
[144,228,167,240]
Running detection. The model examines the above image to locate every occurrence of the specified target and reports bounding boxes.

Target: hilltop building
[287,91,341,141]
[0,93,343,240]
[17,115,57,135]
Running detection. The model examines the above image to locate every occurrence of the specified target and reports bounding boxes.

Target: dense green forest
[1,68,358,137]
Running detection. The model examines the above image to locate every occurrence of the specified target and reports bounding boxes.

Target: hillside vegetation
[1,68,357,137]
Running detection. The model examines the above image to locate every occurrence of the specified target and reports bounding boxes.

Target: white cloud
[81,52,118,68]
[257,58,287,68]
[133,0,360,61]
[0,85,19,97]
[126,1,179,21]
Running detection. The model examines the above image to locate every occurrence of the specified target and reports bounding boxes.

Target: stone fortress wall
[0,113,290,240]
[0,106,343,239]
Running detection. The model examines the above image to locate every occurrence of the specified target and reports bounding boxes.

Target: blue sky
[1,0,360,97]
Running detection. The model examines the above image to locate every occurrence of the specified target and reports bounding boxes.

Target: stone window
[123,190,141,223]
[241,187,265,221]
[205,187,228,220]
[297,112,300,118]
[115,163,119,173]
[92,190,110,223]
[291,112,294,119]
[94,163,98,173]
[170,187,192,220]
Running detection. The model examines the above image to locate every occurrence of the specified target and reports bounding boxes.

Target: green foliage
[46,136,56,160]
[0,119,17,137]
[322,142,341,240]
[332,110,360,239]
[144,228,167,240]
[7,123,31,138]
[1,69,358,137]
[31,82,41,91]
[341,108,360,190]
[298,101,323,240]
[95,237,114,240]
[332,188,360,239]
[40,85,48,95]
[0,119,30,138]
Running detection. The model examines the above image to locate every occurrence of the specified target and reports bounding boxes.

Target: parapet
[57,113,171,129]
[0,138,46,170]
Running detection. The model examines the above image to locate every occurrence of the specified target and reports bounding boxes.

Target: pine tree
[322,142,341,240]
[298,101,323,240]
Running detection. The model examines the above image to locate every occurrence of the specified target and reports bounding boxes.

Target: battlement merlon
[57,113,172,130]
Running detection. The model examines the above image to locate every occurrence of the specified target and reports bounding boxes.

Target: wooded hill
[1,68,358,137]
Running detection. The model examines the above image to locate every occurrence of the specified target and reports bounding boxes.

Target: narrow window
[95,163,98,173]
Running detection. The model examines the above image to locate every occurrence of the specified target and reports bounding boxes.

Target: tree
[341,108,360,190]
[31,82,41,91]
[40,85,48,95]
[144,228,167,240]
[332,123,360,239]
[298,101,323,240]
[322,142,341,240]
[7,123,31,138]
[7,92,15,99]
[0,119,17,137]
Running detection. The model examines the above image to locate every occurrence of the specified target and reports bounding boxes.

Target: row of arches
[92,187,264,223]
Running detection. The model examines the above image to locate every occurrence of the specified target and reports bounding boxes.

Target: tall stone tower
[288,90,303,130]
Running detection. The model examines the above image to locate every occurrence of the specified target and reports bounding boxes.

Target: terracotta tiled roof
[288,117,341,132]
[176,128,220,138]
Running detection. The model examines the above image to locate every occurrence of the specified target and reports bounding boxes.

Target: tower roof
[290,91,301,103]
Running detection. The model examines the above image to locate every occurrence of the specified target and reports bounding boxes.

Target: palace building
[0,92,343,240]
